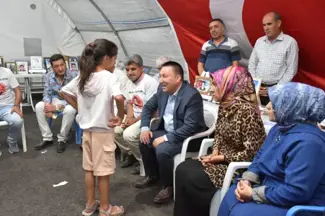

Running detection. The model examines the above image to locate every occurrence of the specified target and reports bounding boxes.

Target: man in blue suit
[133,61,206,203]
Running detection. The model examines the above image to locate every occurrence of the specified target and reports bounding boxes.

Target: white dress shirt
[248,32,299,85]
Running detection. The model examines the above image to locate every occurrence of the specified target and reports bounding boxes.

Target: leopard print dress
[203,101,266,188]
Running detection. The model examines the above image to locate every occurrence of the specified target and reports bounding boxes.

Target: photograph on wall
[30,56,43,70]
[0,56,4,67]
[16,61,28,74]
[68,57,79,71]
[194,76,212,95]
[5,62,17,74]
[69,62,78,71]
[44,57,52,73]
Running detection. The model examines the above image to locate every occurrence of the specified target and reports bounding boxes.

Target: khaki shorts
[82,131,116,176]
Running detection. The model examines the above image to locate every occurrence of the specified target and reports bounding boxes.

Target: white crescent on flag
[210,0,252,62]
[158,0,325,91]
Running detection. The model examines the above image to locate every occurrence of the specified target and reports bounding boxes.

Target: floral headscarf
[210,66,257,108]
[269,82,325,125]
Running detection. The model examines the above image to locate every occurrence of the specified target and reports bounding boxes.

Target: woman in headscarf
[173,66,266,216]
[218,82,325,216]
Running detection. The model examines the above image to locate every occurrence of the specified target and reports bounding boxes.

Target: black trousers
[260,83,277,106]
[260,95,270,106]
[139,130,182,187]
[174,159,218,216]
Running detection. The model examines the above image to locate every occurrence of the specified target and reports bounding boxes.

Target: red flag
[158,0,325,90]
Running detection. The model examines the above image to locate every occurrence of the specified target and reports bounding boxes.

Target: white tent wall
[0,0,85,61]
[0,0,188,80]
[81,32,127,60]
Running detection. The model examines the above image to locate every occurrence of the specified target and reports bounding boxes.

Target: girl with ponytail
[61,39,125,216]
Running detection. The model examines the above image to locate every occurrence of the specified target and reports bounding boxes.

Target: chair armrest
[180,127,215,162]
[220,162,252,201]
[286,206,325,216]
[149,118,159,128]
[198,138,214,157]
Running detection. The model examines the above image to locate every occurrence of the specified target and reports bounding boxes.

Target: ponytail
[79,43,96,93]
[78,39,118,94]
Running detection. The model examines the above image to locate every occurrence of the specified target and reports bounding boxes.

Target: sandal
[82,200,100,216]
[99,205,124,216]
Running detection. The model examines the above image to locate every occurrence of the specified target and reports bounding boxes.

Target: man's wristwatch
[14,104,19,107]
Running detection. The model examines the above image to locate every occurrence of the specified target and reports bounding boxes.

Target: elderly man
[0,67,23,153]
[114,54,159,174]
[198,18,241,75]
[153,56,170,82]
[133,61,206,203]
[249,12,299,105]
[34,54,77,153]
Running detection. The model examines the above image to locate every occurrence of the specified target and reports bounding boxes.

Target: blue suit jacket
[140,81,206,145]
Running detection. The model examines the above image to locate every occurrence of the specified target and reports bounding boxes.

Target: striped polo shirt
[199,37,241,73]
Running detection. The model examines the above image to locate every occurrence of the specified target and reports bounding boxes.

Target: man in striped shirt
[249,12,299,105]
[198,18,241,75]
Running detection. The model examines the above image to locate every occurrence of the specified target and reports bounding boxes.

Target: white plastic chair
[198,138,252,216]
[0,104,27,152]
[173,101,218,199]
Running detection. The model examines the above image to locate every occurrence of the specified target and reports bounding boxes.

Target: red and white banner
[158,0,325,90]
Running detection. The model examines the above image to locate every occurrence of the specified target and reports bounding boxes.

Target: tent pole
[89,0,129,57]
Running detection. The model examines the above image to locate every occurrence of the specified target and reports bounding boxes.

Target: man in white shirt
[0,67,23,153]
[249,12,299,105]
[114,54,159,174]
[153,57,170,82]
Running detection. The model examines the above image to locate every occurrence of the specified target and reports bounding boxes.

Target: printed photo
[5,62,17,74]
[44,57,52,72]
[194,76,212,95]
[69,62,78,71]
[68,57,79,71]
[30,56,43,70]
[16,61,28,74]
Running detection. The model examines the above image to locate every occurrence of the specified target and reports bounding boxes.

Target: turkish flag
[158,0,325,90]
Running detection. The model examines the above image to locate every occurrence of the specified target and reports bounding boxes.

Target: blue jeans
[0,105,23,147]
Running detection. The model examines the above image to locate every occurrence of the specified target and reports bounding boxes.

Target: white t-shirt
[113,67,128,95]
[0,67,19,106]
[62,70,122,131]
[124,74,159,118]
[112,68,128,115]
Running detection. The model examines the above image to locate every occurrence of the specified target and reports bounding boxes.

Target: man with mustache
[34,54,77,153]
[133,61,206,203]
[249,12,299,105]
[114,54,158,174]
[198,18,241,76]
